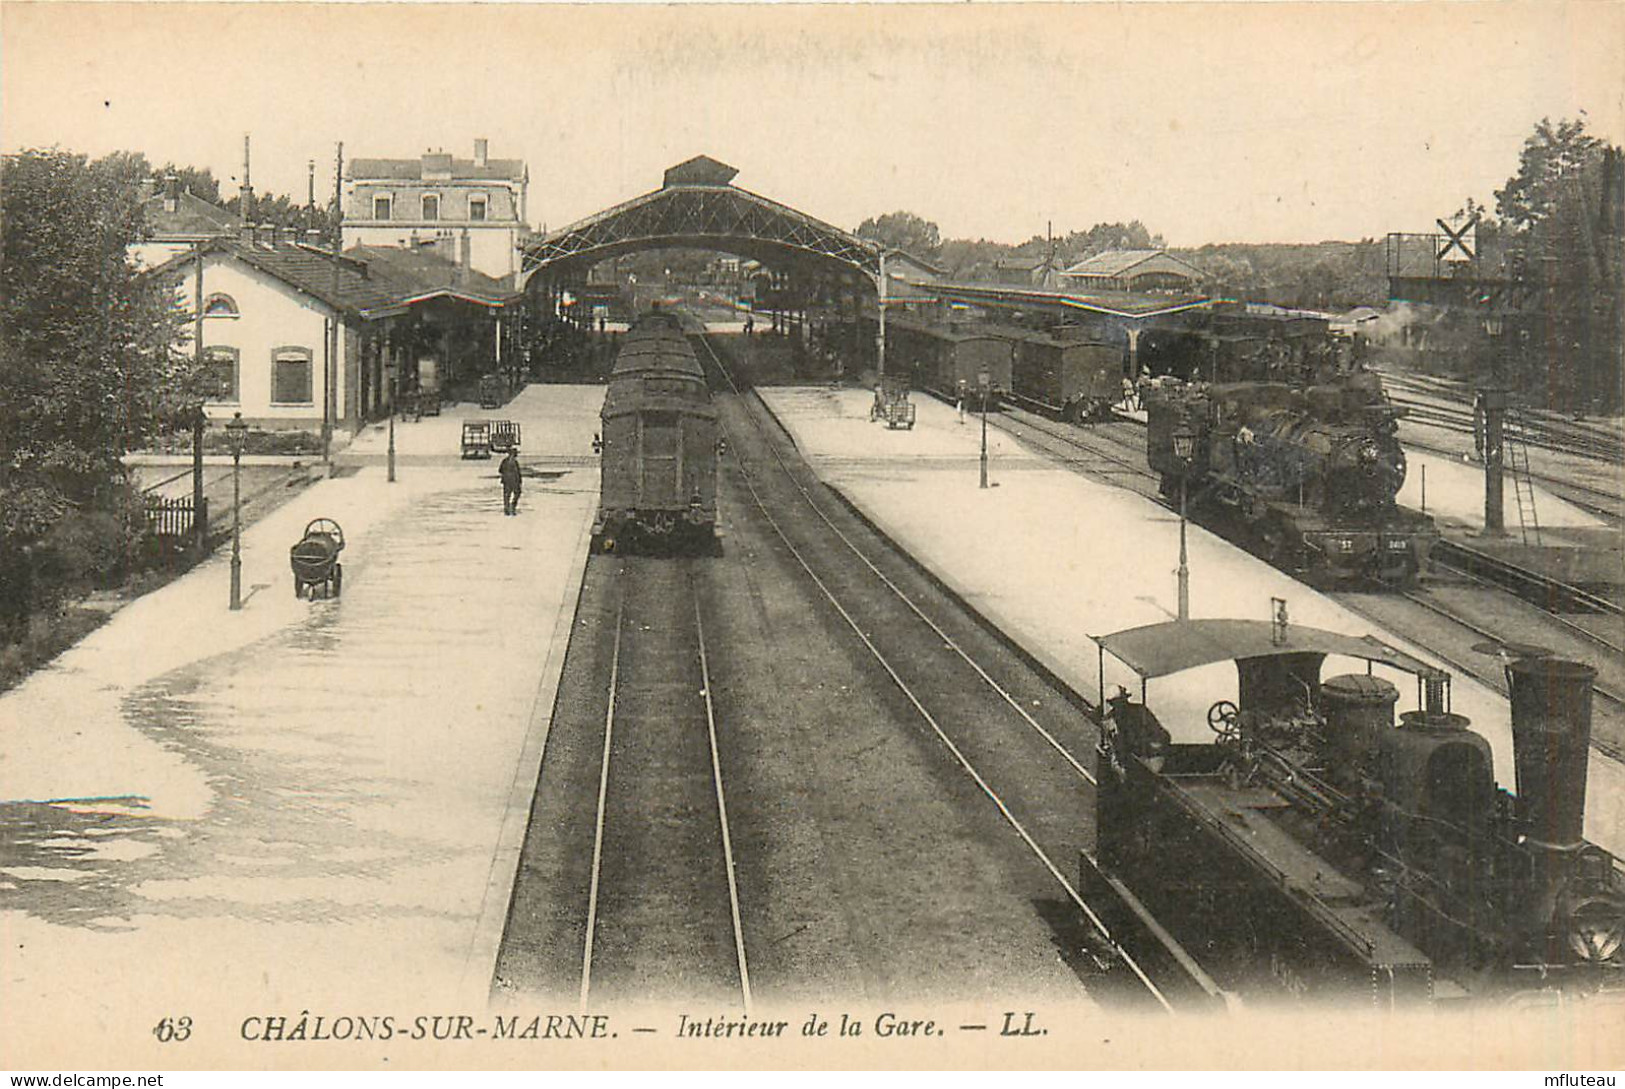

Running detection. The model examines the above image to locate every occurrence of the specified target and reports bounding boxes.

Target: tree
[856,211,942,260]
[0,149,189,547]
[1495,117,1603,231]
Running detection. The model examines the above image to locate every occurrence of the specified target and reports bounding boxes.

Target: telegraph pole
[192,240,207,555]
[875,250,887,385]
[324,141,342,467]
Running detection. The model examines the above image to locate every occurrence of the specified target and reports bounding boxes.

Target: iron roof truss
[523,184,881,281]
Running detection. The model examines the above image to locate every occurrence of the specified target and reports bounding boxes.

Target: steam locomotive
[1084,608,1625,1005]
[591,311,719,553]
[1146,374,1437,584]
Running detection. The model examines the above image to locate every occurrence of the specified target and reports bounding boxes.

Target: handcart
[461,420,492,459]
[289,518,345,599]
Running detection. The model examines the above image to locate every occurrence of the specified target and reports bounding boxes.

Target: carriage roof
[1093,619,1440,681]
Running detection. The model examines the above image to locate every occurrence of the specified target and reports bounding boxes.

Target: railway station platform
[0,394,602,1058]
[757,387,1625,857]
[340,383,605,466]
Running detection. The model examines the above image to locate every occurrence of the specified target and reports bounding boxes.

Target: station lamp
[1171,422,1196,621]
[224,411,250,611]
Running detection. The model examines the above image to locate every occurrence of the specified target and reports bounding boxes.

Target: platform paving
[0,386,602,1056]
[757,387,1625,856]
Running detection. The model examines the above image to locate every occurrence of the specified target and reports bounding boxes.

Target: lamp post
[386,356,398,484]
[1172,423,1195,621]
[225,411,249,611]
[978,369,991,489]
[1478,314,1508,537]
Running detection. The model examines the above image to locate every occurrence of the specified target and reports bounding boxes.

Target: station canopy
[521,156,882,283]
[1094,619,1440,680]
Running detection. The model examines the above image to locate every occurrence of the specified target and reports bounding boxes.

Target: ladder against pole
[1504,405,1542,545]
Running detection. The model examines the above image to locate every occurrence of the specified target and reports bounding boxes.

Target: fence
[144,494,206,541]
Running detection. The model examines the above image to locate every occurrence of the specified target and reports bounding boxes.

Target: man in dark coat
[499,450,523,515]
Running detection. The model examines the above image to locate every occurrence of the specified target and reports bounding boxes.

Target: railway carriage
[1008,327,1127,421]
[890,318,1014,409]
[593,313,720,553]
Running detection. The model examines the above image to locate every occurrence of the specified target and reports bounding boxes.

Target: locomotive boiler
[1146,375,1437,584]
[591,312,719,553]
[1084,610,1625,1005]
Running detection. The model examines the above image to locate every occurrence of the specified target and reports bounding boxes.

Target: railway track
[578,558,752,1012]
[1373,587,1625,763]
[698,334,1225,1010]
[990,402,1625,637]
[1377,370,1625,464]
[1431,538,1622,620]
[1395,429,1622,521]
[1390,398,1625,464]
[495,556,753,1010]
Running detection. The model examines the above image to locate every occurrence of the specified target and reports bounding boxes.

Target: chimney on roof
[457,228,471,285]
[474,138,489,168]
[163,174,180,213]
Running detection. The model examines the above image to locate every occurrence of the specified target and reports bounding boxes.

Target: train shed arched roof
[521,156,881,283]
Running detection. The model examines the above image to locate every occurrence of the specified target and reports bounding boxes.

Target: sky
[3,2,1623,248]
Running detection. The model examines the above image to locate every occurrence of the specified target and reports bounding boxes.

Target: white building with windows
[148,233,519,431]
[343,139,529,285]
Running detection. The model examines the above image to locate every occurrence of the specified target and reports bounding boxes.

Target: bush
[0,606,110,693]
[198,428,323,456]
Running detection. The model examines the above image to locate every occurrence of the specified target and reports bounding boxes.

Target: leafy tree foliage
[856,211,942,261]
[1495,117,1603,231]
[0,149,188,563]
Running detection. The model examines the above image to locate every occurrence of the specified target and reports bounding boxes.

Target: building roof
[1062,249,1204,280]
[929,281,1211,320]
[664,155,740,188]
[145,238,517,318]
[349,156,526,183]
[885,248,945,277]
[226,241,406,316]
[347,244,520,307]
[140,188,238,240]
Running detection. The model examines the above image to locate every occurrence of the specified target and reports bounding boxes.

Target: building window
[271,347,314,406]
[469,196,487,222]
[374,195,392,221]
[422,194,439,221]
[203,293,239,318]
[205,346,240,403]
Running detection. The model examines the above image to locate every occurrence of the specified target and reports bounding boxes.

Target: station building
[147,229,519,432]
[1060,249,1207,294]
[343,139,530,287]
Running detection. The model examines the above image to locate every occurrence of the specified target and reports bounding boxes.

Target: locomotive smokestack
[1506,657,1597,850]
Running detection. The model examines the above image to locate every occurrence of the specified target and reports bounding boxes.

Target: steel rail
[690,571,754,1015]
[697,338,1098,783]
[696,334,1184,1010]
[579,560,626,1012]
[1431,539,1622,619]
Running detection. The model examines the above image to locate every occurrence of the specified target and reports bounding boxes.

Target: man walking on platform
[499,449,523,515]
